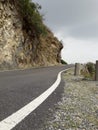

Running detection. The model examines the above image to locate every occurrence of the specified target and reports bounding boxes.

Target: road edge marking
[0,68,71,130]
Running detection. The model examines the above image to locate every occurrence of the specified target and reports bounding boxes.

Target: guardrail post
[74,63,80,76]
[95,60,98,81]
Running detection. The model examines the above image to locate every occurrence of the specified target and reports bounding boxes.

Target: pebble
[40,70,98,130]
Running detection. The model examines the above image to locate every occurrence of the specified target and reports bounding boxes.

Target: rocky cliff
[0,0,63,69]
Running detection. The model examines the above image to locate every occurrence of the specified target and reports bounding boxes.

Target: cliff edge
[0,0,63,69]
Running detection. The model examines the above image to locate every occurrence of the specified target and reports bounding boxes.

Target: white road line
[0,68,70,130]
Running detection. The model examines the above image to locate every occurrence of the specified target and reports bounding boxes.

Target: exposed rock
[0,1,63,69]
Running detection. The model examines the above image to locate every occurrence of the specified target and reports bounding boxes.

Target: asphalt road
[0,65,73,130]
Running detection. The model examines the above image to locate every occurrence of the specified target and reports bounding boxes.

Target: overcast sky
[32,0,98,63]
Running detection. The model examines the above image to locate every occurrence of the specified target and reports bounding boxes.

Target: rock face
[0,1,63,69]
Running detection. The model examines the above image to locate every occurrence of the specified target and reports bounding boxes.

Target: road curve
[0,65,73,130]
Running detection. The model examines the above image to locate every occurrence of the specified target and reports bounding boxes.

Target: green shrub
[81,62,95,80]
[14,0,47,37]
[61,59,67,65]
[86,62,95,76]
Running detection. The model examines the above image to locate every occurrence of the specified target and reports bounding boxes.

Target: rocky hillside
[0,0,63,69]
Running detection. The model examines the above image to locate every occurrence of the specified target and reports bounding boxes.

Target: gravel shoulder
[41,69,98,130]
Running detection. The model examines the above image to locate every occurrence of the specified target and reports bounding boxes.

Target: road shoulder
[40,69,98,130]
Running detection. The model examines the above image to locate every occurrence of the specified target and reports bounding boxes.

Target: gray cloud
[32,0,98,63]
[68,22,98,40]
[32,0,98,40]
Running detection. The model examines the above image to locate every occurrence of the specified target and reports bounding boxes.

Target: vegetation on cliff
[0,0,63,69]
[11,0,47,37]
[61,59,67,65]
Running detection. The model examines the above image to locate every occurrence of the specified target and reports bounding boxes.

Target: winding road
[0,65,73,130]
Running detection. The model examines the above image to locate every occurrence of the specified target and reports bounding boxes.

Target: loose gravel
[40,69,98,130]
